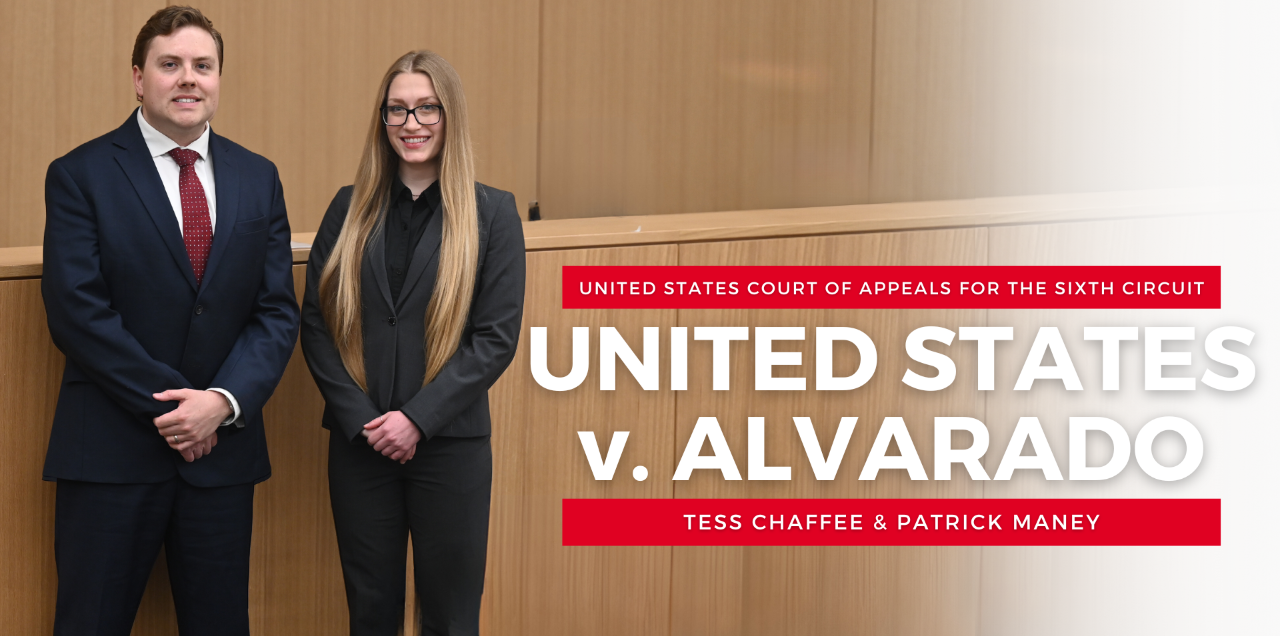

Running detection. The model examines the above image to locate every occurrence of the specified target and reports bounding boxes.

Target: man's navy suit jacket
[41,110,300,487]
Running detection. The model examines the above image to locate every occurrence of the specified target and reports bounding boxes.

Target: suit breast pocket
[234,215,269,235]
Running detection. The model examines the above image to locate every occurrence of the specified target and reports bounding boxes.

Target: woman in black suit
[301,50,525,636]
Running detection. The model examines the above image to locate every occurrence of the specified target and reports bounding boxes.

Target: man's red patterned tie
[169,148,212,286]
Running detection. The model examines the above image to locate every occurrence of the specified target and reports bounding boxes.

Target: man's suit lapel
[111,112,198,292]
[395,206,443,310]
[200,133,239,294]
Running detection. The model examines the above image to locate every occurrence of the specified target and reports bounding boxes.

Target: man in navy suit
[40,6,299,635]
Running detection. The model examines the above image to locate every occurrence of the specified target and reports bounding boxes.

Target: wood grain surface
[0,279,65,636]
[484,244,679,635]
[537,0,875,220]
[191,0,539,238]
[0,0,1219,248]
[0,0,537,248]
[976,214,1237,636]
[0,0,162,248]
[0,196,1250,635]
[670,228,987,636]
[6,189,1238,280]
[869,0,1206,203]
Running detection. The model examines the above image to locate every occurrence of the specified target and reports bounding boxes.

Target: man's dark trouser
[53,477,254,636]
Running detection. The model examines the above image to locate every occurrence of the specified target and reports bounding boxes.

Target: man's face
[132,26,220,145]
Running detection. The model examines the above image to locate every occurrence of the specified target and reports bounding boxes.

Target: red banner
[562,498,1220,546]
[561,266,1220,309]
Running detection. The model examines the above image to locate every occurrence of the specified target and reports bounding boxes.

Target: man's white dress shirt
[137,109,241,426]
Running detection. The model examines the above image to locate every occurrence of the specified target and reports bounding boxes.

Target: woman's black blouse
[385,177,440,304]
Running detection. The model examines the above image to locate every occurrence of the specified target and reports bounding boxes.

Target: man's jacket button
[195,305,204,315]
[387,316,396,326]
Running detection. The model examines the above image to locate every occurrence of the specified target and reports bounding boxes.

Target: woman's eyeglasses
[382,104,443,126]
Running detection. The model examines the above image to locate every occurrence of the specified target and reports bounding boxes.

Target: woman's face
[385,72,445,167]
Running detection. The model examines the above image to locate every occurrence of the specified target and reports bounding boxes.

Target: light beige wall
[537,0,876,218]
[0,0,1216,247]
[868,0,1209,202]
[0,0,538,248]
[193,0,540,236]
[0,0,163,247]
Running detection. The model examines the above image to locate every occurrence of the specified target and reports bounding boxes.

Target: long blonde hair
[319,50,479,390]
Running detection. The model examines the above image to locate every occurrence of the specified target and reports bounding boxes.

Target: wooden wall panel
[3,0,1223,248]
[0,0,162,248]
[248,267,348,634]
[537,0,874,220]
[978,216,1235,636]
[671,229,987,635]
[484,245,678,636]
[0,0,537,248]
[4,195,1262,634]
[195,0,540,237]
[982,216,1223,499]
[0,280,64,636]
[869,0,1209,203]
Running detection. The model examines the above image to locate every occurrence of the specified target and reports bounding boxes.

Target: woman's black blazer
[301,183,526,442]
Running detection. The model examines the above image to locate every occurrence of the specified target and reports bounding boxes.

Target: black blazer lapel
[395,207,443,311]
[200,133,239,293]
[364,222,396,410]
[111,113,197,292]
[367,223,396,311]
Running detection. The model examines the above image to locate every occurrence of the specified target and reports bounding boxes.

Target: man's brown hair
[132,6,224,72]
